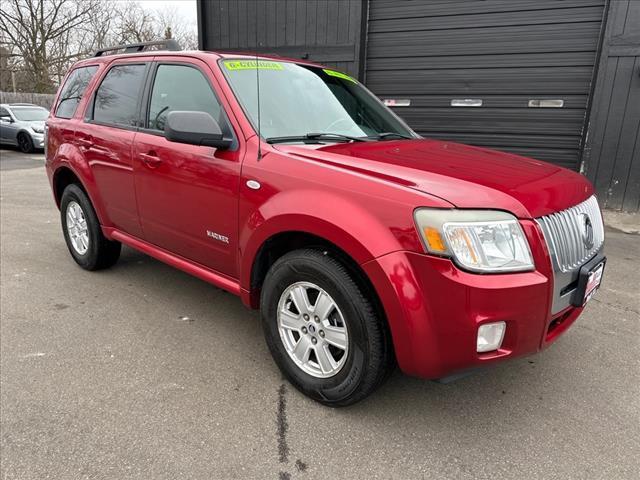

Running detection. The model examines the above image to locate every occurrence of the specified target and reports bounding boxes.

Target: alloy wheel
[277,282,349,378]
[66,201,89,255]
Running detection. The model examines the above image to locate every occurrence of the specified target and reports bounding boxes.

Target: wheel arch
[51,160,109,226]
[247,229,396,363]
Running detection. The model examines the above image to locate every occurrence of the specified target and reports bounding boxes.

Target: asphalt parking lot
[1,147,639,480]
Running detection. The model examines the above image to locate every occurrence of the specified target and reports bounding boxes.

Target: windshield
[11,107,49,121]
[221,59,415,141]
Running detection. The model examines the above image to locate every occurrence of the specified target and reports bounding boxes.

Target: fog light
[477,322,506,353]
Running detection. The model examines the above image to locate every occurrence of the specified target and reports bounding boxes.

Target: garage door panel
[375,95,588,110]
[367,67,595,95]
[370,0,604,20]
[402,109,585,136]
[423,132,582,151]
[369,6,604,34]
[367,52,597,71]
[367,23,601,58]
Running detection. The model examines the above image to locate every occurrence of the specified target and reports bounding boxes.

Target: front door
[133,60,242,278]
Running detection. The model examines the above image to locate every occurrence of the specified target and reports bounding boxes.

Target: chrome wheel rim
[66,201,89,255]
[277,282,349,378]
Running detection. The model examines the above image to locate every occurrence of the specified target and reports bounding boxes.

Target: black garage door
[365,0,607,170]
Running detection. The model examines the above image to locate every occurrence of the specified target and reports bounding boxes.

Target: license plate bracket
[571,255,606,307]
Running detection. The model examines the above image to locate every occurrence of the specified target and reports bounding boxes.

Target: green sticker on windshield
[224,60,283,71]
[323,69,357,83]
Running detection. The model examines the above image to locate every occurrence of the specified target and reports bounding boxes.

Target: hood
[273,139,593,218]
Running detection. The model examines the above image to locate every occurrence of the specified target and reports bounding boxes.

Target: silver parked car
[0,103,49,153]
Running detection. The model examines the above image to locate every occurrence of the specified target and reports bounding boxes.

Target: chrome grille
[536,196,604,273]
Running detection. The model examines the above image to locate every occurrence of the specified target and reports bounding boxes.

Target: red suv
[46,42,605,406]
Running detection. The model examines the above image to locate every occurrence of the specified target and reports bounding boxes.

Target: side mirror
[0,116,13,123]
[164,111,232,149]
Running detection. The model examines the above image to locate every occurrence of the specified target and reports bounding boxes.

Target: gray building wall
[197,0,365,78]
[582,0,640,212]
[197,0,639,212]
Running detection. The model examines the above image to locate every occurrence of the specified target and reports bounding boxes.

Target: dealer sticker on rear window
[323,69,357,83]
[223,60,283,71]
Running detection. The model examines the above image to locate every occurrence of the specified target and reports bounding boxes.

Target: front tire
[60,184,121,270]
[261,249,393,406]
[17,133,34,153]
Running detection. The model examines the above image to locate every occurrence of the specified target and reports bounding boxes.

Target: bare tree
[113,1,156,45]
[155,5,198,50]
[1,0,199,93]
[0,0,100,92]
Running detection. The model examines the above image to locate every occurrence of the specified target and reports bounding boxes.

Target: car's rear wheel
[60,184,121,270]
[260,249,393,406]
[17,133,34,153]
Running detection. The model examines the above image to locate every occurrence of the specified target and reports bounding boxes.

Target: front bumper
[32,133,45,148]
[362,220,590,379]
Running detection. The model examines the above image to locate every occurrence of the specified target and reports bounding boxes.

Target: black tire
[260,249,393,407]
[17,133,34,153]
[60,184,121,270]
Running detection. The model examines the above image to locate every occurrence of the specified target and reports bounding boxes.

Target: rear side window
[55,66,98,119]
[93,64,146,127]
[148,64,223,131]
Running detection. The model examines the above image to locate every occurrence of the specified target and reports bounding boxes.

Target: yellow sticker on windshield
[323,69,357,83]
[224,60,283,71]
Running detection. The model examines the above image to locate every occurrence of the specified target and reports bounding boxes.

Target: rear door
[133,57,243,278]
[79,59,151,237]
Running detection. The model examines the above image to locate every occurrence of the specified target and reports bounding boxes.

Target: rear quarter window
[55,66,98,119]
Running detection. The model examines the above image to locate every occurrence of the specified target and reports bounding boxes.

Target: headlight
[414,209,534,272]
[31,126,44,134]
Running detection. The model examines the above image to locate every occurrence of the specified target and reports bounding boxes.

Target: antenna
[255,50,262,160]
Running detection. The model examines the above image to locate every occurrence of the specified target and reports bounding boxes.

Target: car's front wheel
[261,249,393,406]
[60,184,121,270]
[17,133,34,153]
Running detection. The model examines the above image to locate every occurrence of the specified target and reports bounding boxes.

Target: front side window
[55,65,98,119]
[221,59,415,141]
[148,64,223,131]
[93,64,146,127]
[11,107,49,121]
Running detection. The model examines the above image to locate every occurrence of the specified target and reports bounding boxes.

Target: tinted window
[55,66,98,119]
[93,64,146,127]
[148,64,222,131]
[0,107,9,117]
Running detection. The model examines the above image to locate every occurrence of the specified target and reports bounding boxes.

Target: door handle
[140,152,162,168]
[77,137,93,149]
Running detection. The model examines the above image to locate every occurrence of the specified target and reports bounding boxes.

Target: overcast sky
[137,0,198,26]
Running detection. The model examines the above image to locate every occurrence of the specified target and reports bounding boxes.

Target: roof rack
[93,39,182,57]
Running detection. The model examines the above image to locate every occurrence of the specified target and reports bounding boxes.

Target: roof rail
[93,39,182,57]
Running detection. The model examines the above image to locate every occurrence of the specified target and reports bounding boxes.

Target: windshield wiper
[369,132,414,140]
[266,132,370,144]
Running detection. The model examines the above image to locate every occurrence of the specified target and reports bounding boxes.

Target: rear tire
[60,184,121,270]
[260,249,393,406]
[17,133,34,153]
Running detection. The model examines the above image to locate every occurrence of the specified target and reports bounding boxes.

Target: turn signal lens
[423,227,447,253]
